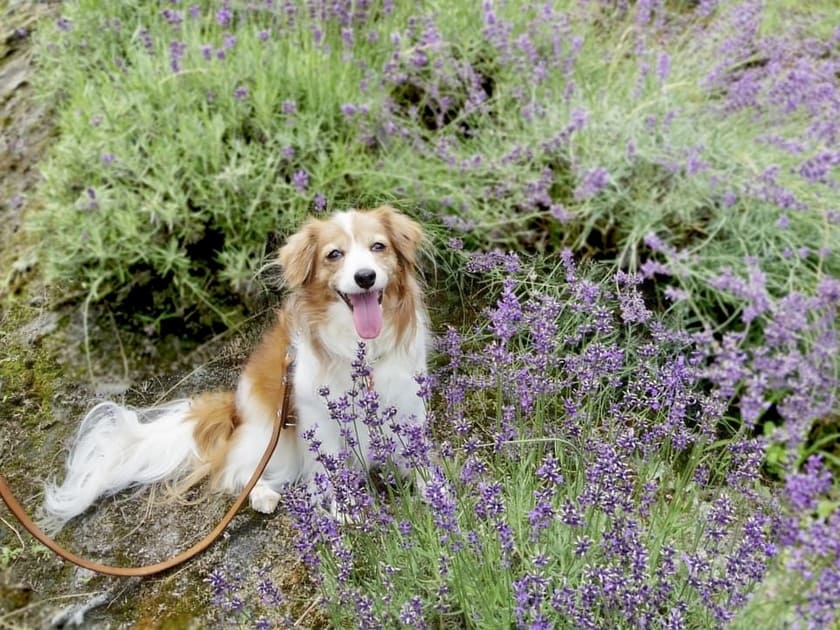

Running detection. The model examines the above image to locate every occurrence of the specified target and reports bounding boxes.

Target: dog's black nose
[354,269,376,289]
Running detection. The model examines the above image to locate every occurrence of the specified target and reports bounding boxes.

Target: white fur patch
[333,211,389,294]
[249,480,282,513]
[290,304,429,491]
[41,400,195,533]
[218,416,302,493]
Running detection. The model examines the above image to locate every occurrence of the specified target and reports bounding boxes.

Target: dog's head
[278,206,423,340]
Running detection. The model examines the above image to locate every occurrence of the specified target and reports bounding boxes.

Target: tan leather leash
[0,361,293,577]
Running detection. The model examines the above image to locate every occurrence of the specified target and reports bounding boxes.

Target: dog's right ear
[278,220,318,288]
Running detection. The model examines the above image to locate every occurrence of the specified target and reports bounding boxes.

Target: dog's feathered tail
[41,393,237,534]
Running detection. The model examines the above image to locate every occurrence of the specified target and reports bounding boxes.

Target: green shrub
[29,1,839,334]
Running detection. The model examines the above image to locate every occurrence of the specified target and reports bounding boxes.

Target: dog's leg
[219,417,301,512]
[249,480,282,513]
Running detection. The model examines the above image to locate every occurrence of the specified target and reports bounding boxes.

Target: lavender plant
[205,565,297,628]
[215,253,836,628]
[28,1,839,335]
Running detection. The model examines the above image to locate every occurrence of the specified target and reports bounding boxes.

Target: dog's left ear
[372,205,424,268]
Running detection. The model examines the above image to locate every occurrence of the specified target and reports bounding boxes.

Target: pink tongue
[349,292,383,339]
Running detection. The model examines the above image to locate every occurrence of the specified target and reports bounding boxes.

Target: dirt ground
[0,3,323,627]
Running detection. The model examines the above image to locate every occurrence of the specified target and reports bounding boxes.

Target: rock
[0,54,29,103]
[49,590,113,628]
[18,310,59,344]
[92,381,131,397]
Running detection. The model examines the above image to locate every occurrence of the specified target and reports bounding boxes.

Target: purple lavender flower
[536,454,563,485]
[292,170,309,192]
[466,250,521,274]
[84,186,98,211]
[573,166,610,200]
[442,215,475,232]
[657,52,671,82]
[257,577,282,606]
[233,85,249,100]
[488,280,522,343]
[549,203,571,223]
[709,261,771,324]
[785,456,832,512]
[722,191,737,207]
[615,273,652,324]
[221,33,236,52]
[311,26,323,46]
[685,147,708,174]
[640,259,671,279]
[571,108,588,130]
[559,500,583,527]
[341,27,354,49]
[169,40,186,73]
[139,29,154,55]
[474,481,505,522]
[398,596,426,629]
[529,488,555,540]
[425,470,460,544]
[664,286,688,302]
[161,9,182,28]
[706,495,736,543]
[215,5,232,28]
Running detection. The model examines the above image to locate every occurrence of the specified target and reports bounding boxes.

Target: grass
[12,0,840,627]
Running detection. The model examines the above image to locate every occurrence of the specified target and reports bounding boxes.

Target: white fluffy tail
[42,400,196,533]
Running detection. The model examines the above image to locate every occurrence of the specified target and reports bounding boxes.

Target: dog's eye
[371,242,386,252]
[326,249,344,261]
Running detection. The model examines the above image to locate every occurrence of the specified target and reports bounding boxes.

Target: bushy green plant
[219,253,837,628]
[29,1,839,334]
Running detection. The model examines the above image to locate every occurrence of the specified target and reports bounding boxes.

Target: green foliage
[0,540,49,571]
[32,2,395,330]
[29,1,840,334]
[299,260,786,628]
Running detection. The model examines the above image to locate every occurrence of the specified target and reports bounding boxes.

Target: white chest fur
[291,305,429,484]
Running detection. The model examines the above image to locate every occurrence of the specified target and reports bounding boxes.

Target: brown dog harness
[0,361,293,577]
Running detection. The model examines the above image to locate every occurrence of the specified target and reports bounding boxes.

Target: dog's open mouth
[337,290,384,340]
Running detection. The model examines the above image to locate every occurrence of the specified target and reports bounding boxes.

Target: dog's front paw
[249,482,281,514]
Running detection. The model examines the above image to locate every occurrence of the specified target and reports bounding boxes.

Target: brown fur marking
[241,309,295,428]
[191,391,238,461]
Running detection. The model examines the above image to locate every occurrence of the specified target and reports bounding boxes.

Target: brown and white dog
[42,206,429,530]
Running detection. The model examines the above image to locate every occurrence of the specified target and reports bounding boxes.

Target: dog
[42,206,429,530]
